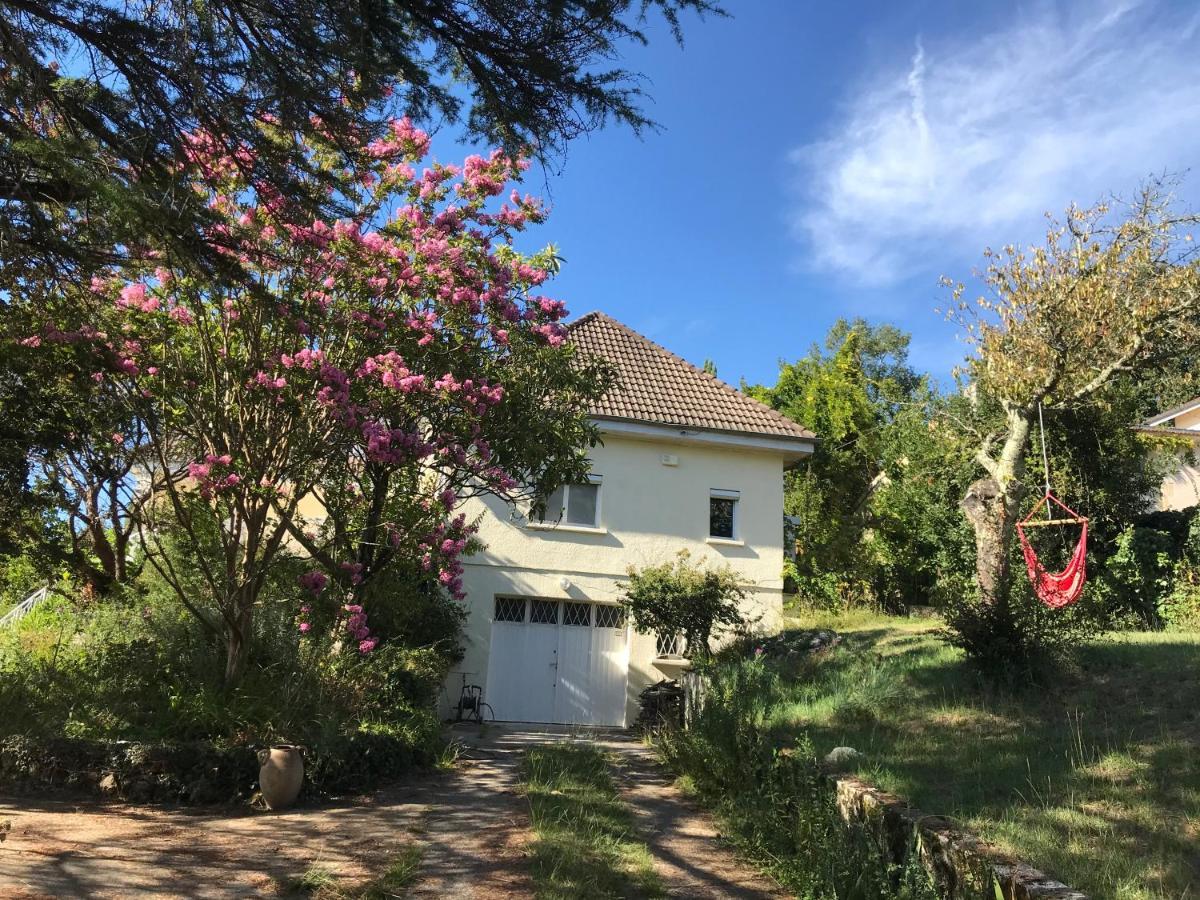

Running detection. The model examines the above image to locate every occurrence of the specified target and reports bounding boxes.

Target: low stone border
[0,730,434,806]
[0,735,258,804]
[833,776,1088,900]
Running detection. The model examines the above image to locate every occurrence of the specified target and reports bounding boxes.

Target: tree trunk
[961,409,1034,606]
[223,601,253,686]
[224,628,245,686]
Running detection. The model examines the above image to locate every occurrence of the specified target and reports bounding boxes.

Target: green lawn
[775,611,1200,899]
[521,742,663,899]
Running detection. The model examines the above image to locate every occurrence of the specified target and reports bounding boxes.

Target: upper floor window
[709,489,739,540]
[539,477,602,528]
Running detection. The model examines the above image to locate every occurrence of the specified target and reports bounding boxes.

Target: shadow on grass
[771,620,1200,898]
[522,743,662,900]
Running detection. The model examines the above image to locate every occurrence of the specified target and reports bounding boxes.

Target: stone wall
[833,775,1088,900]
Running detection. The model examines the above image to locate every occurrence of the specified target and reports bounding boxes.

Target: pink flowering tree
[40,119,611,684]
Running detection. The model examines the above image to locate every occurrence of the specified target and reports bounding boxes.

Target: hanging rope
[1038,401,1051,503]
[1015,403,1089,608]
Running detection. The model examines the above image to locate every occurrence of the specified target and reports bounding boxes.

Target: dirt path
[0,788,429,899]
[454,724,791,899]
[406,735,534,899]
[604,739,790,899]
[1,727,789,898]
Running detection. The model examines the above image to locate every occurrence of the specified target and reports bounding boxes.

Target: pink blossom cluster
[342,603,377,654]
[358,351,427,393]
[251,370,288,391]
[412,511,473,600]
[364,116,432,161]
[115,282,161,313]
[360,420,430,465]
[187,453,241,499]
[458,149,527,200]
[299,570,328,595]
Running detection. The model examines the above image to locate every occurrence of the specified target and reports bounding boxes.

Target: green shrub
[0,560,459,796]
[1160,568,1200,630]
[620,551,746,659]
[793,571,877,614]
[940,582,1103,682]
[0,552,49,609]
[1097,526,1176,628]
[0,734,258,803]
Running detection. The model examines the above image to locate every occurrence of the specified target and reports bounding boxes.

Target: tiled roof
[567,311,815,442]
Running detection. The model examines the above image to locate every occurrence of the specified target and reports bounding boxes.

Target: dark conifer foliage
[0,0,718,281]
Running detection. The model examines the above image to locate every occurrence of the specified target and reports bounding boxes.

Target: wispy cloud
[792,1,1200,285]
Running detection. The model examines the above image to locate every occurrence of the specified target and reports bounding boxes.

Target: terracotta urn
[258,745,303,810]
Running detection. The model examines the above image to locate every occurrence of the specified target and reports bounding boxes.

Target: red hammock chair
[1016,491,1088,608]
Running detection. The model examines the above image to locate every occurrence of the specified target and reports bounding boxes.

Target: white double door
[485,599,629,726]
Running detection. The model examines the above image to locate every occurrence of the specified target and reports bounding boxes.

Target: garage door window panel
[563,601,592,626]
[494,597,526,622]
[530,599,560,624]
[595,605,626,629]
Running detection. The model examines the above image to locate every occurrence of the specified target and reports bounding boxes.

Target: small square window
[530,599,560,624]
[563,602,592,627]
[566,483,599,526]
[537,478,602,528]
[709,492,738,539]
[595,605,626,629]
[542,486,566,522]
[494,597,526,622]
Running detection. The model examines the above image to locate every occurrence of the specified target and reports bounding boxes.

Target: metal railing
[0,585,49,629]
[655,631,687,658]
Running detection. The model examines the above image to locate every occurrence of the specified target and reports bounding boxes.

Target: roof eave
[1133,424,1200,439]
[1144,396,1200,427]
[593,415,817,462]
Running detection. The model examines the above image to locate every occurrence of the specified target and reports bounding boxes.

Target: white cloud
[792,1,1200,285]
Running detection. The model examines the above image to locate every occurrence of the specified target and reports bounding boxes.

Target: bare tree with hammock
[946,181,1200,660]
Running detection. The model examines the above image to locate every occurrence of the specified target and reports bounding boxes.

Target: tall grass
[657,656,943,899]
[773,613,1200,900]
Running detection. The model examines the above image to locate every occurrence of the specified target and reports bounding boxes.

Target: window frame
[493,596,527,623]
[708,488,740,542]
[532,474,604,531]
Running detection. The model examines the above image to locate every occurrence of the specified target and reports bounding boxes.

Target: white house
[1137,397,1200,511]
[443,312,815,727]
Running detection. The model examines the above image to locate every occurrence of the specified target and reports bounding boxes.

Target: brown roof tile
[567,311,815,441]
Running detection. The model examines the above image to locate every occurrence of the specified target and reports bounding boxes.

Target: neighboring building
[444,312,815,727]
[1136,397,1200,511]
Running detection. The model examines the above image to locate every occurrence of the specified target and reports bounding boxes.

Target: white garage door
[484,597,630,726]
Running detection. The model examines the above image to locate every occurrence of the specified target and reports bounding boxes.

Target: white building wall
[441,429,789,725]
[1155,408,1200,511]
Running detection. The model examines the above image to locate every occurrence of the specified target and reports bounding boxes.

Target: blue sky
[448,0,1200,388]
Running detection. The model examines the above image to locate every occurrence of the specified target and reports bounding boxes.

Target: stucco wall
[441,429,789,724]
[1160,453,1200,510]
[1173,407,1200,430]
[1154,408,1200,511]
